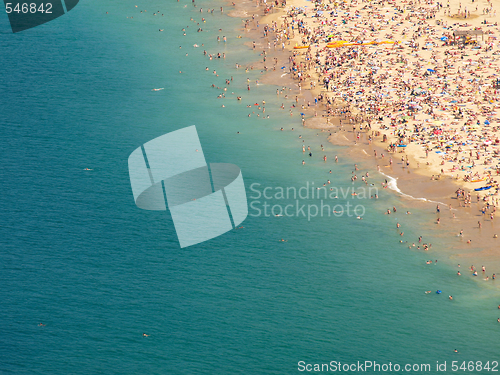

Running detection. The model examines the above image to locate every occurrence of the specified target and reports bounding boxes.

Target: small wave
[378,171,447,205]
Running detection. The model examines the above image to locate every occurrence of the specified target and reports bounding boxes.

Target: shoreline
[221,0,500,278]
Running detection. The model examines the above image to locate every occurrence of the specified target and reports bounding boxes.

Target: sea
[1,1,499,374]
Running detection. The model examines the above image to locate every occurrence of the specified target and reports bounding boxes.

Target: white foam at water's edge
[378,171,448,206]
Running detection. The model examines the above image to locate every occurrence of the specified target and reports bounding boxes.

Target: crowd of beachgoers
[222,0,500,286]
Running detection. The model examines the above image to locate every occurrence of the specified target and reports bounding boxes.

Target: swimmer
[38,323,45,327]
[143,333,149,337]
[279,239,287,242]
[449,295,453,300]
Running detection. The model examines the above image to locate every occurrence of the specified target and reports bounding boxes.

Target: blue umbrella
[440,36,448,41]
[427,68,435,72]
[485,120,490,125]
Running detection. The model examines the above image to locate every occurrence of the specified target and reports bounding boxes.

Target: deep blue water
[1,1,500,374]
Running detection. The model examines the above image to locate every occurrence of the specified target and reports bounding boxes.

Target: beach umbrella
[485,120,490,125]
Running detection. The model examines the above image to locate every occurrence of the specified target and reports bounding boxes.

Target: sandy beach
[225,0,500,278]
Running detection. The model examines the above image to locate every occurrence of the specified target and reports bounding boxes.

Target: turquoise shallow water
[1,1,500,374]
